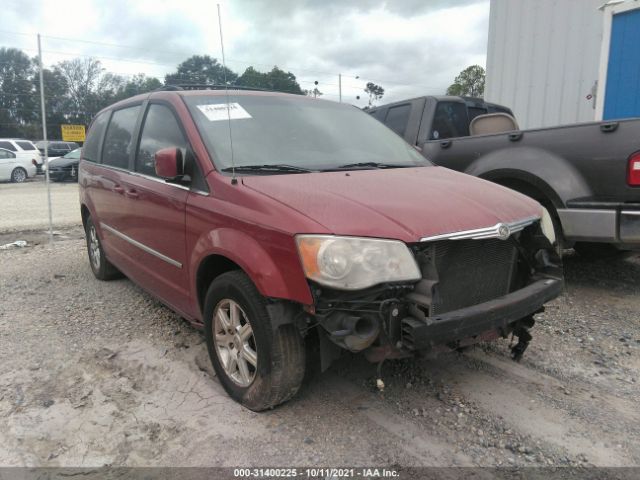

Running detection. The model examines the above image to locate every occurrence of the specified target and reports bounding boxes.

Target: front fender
[189,227,313,307]
[464,146,592,206]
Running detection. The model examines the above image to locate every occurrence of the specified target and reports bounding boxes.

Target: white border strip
[100,222,182,268]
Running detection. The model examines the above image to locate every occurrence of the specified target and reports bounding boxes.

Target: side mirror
[154,147,183,179]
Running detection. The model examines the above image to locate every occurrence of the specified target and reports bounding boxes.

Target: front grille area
[430,239,518,315]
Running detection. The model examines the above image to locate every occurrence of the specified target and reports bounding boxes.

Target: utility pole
[339,74,342,102]
[38,33,53,244]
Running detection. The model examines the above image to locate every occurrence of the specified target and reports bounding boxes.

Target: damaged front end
[306,218,563,368]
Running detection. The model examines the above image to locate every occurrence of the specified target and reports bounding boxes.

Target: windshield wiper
[221,164,314,174]
[334,162,414,170]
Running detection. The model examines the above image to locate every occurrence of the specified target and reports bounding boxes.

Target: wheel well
[490,177,555,211]
[80,205,90,229]
[196,255,242,316]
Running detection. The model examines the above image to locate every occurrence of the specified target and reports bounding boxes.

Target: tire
[203,271,305,411]
[84,216,123,280]
[10,167,27,183]
[574,242,631,260]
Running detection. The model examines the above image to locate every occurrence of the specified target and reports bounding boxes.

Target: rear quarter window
[83,112,110,162]
[16,141,37,151]
[0,141,17,151]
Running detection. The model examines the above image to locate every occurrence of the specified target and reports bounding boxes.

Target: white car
[0,147,37,182]
[0,138,43,172]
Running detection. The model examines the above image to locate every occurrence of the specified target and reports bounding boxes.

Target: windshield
[184,94,429,172]
[64,148,81,159]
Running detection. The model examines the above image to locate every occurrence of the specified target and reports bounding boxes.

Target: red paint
[80,90,542,324]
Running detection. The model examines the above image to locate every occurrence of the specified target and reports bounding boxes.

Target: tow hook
[510,316,535,362]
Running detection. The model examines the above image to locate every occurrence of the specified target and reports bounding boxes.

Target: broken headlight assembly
[296,235,421,290]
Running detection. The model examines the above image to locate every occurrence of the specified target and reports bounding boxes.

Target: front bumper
[400,276,563,350]
[557,206,640,247]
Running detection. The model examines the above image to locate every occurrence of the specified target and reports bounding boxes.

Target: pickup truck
[369,96,640,256]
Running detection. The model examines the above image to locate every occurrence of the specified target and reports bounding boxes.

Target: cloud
[0,0,489,106]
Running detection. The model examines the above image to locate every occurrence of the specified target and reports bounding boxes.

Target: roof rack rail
[156,84,270,92]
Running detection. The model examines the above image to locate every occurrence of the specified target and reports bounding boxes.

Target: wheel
[85,216,123,280]
[574,242,631,260]
[10,167,27,183]
[203,271,305,411]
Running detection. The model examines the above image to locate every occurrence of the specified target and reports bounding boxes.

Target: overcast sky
[1,0,489,106]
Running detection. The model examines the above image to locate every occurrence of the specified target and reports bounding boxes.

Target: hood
[242,166,541,242]
[48,157,78,167]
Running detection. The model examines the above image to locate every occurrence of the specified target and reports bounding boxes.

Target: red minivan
[79,88,563,410]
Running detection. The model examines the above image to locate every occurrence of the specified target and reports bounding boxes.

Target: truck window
[430,102,470,140]
[384,104,411,137]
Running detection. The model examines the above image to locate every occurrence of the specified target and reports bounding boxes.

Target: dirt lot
[0,177,80,233]
[0,221,638,468]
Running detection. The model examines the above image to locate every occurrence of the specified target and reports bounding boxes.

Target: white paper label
[196,103,252,121]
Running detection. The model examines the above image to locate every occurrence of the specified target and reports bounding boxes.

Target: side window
[384,104,411,137]
[430,102,470,140]
[136,104,187,177]
[83,111,110,162]
[0,141,16,151]
[16,141,36,151]
[0,149,15,159]
[102,105,140,169]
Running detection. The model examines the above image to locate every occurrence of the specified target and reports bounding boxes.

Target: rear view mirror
[154,147,183,179]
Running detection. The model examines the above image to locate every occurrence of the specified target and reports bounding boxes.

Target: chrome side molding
[420,216,540,242]
[100,222,183,268]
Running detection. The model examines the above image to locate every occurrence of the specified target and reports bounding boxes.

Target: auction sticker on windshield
[197,102,252,121]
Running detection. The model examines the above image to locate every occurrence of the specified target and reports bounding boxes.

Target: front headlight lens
[296,235,421,290]
[540,207,556,245]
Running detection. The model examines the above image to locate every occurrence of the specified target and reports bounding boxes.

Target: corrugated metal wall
[485,0,604,129]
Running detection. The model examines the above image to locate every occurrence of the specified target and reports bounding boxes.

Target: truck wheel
[203,271,305,411]
[85,217,123,280]
[11,167,27,183]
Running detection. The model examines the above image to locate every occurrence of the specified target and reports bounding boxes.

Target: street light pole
[338,74,342,102]
[37,33,53,245]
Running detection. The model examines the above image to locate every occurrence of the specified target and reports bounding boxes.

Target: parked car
[0,138,42,173]
[79,89,563,410]
[35,140,80,160]
[0,147,37,182]
[43,148,81,182]
[368,96,640,257]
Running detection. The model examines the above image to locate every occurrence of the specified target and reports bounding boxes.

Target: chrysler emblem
[497,223,511,240]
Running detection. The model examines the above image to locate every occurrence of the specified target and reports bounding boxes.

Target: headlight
[296,235,421,290]
[540,207,556,245]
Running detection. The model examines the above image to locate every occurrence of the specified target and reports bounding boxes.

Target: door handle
[125,189,139,199]
[112,185,125,194]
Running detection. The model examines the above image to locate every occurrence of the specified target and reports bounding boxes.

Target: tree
[237,66,303,94]
[164,55,237,86]
[0,48,37,137]
[112,74,161,103]
[364,82,384,107]
[446,65,485,97]
[304,87,323,98]
[55,58,109,125]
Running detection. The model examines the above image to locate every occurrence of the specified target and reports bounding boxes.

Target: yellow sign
[61,124,86,142]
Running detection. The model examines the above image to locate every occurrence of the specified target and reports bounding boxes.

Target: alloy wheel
[12,169,26,183]
[213,299,258,387]
[88,225,101,271]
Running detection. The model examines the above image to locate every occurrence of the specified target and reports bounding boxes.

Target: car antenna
[217,3,237,185]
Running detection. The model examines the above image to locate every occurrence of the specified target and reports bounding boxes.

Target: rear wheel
[204,271,305,411]
[85,216,122,280]
[10,167,27,183]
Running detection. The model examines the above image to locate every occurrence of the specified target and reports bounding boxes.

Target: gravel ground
[0,227,638,469]
[0,177,80,233]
